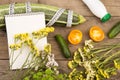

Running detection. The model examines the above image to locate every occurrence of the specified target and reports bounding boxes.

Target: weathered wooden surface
[0,0,120,80]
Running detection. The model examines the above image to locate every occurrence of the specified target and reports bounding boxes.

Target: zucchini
[108,21,120,38]
[0,3,86,29]
[55,34,71,58]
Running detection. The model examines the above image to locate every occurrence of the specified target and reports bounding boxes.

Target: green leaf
[33,74,39,80]
[48,76,54,80]
[42,77,47,80]
[58,74,64,79]
[23,77,29,80]
[45,68,53,75]
[36,72,43,76]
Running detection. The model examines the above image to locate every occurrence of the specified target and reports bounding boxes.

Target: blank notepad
[5,12,47,69]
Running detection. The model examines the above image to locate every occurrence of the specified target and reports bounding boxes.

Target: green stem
[92,45,120,61]
[10,49,14,59]
[13,52,32,80]
[10,46,23,68]
[100,51,120,67]
[92,43,120,54]
[10,49,15,68]
[22,57,38,78]
[98,45,120,61]
[22,53,48,79]
[21,52,32,69]
[92,46,113,54]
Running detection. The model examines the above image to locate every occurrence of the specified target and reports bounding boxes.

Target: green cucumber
[55,34,71,58]
[108,21,120,38]
[0,3,86,29]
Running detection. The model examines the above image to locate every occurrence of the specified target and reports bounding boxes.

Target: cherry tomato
[89,26,105,42]
[68,30,82,45]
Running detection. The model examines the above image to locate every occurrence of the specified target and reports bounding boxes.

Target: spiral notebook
[5,12,47,69]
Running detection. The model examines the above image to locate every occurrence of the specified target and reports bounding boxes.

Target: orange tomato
[68,30,82,45]
[89,26,105,42]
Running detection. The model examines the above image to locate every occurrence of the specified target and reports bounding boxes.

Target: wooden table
[0,0,120,80]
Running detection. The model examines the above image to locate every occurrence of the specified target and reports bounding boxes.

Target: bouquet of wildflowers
[9,27,68,80]
[68,40,120,80]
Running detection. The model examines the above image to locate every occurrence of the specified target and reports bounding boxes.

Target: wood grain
[0,0,10,4]
[9,0,38,3]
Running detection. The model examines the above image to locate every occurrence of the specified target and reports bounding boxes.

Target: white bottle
[82,0,111,22]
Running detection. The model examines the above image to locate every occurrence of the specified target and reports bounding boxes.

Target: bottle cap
[101,13,111,22]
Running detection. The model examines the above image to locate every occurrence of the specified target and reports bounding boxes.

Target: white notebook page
[5,12,47,69]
